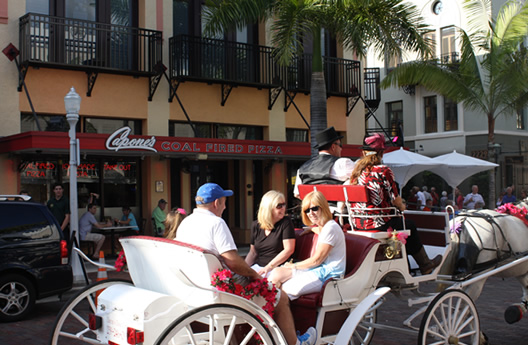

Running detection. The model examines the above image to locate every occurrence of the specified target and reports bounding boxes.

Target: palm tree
[203,0,431,156]
[381,0,528,208]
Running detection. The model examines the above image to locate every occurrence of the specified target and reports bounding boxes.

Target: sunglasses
[276,203,286,209]
[303,205,320,214]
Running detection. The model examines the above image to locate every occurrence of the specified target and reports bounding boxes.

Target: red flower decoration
[211,269,278,317]
[496,203,528,227]
[114,251,127,272]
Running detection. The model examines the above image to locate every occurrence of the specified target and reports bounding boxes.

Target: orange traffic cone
[95,251,107,304]
[96,251,108,281]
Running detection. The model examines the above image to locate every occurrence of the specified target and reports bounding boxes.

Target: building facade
[0,0,373,242]
[366,0,528,198]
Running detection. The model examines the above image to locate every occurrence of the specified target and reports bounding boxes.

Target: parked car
[0,195,72,322]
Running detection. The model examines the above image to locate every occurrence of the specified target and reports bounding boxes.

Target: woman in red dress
[349,133,442,275]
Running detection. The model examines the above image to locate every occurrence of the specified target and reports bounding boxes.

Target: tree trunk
[488,115,496,209]
[310,72,327,157]
[310,29,327,157]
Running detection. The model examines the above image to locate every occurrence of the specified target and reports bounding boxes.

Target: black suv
[0,196,73,322]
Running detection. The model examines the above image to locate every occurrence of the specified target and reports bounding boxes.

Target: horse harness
[457,211,514,270]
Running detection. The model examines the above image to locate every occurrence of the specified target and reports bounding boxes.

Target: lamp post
[65,87,81,248]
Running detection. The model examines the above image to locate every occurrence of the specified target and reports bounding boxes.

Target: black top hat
[314,127,344,149]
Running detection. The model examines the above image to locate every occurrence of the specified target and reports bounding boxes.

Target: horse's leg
[504,273,528,324]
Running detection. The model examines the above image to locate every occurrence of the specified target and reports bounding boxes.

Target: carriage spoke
[222,315,239,345]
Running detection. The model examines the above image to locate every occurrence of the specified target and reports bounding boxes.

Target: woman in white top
[268,191,346,300]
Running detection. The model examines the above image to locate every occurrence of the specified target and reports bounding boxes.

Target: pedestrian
[463,185,485,210]
[47,183,71,240]
[152,199,168,236]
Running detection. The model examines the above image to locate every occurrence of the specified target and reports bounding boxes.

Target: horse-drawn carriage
[49,185,528,345]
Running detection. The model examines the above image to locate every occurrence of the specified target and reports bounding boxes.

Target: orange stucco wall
[20,68,148,118]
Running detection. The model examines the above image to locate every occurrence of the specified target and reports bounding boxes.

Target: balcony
[169,35,363,99]
[19,13,163,94]
[169,35,281,89]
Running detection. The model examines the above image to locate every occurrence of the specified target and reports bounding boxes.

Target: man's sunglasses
[304,206,320,214]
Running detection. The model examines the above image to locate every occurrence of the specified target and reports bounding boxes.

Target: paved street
[0,263,526,344]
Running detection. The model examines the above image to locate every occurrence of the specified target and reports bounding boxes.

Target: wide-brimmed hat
[314,127,344,149]
[195,183,233,204]
[362,133,386,151]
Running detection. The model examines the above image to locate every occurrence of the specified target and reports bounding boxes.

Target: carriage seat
[297,184,403,239]
[291,230,379,308]
[119,236,223,305]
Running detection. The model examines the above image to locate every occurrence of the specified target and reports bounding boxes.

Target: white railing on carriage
[297,184,408,238]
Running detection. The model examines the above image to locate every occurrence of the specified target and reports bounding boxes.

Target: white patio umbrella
[383,147,444,194]
[429,150,499,199]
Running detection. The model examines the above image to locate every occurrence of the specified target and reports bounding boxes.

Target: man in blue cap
[177,183,317,345]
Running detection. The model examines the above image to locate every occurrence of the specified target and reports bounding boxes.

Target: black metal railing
[169,35,281,88]
[284,54,361,97]
[19,13,162,75]
[169,35,361,97]
[441,52,460,64]
[364,68,381,110]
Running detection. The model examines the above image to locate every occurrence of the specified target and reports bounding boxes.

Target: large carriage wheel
[155,304,277,345]
[418,290,480,345]
[351,308,377,345]
[49,279,133,345]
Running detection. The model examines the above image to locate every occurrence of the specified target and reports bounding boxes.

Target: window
[444,97,458,131]
[26,0,49,14]
[424,96,437,133]
[286,129,308,142]
[441,26,456,63]
[517,108,525,130]
[173,0,189,37]
[387,101,403,145]
[169,121,263,139]
[0,205,55,240]
[216,125,262,140]
[385,51,402,73]
[170,122,212,138]
[84,118,142,134]
[423,31,437,60]
[21,114,71,132]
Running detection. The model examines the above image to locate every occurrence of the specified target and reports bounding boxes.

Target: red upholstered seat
[290,230,379,332]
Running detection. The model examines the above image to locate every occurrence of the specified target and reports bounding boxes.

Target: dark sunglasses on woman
[304,206,320,214]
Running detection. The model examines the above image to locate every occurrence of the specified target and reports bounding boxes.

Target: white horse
[446,206,528,324]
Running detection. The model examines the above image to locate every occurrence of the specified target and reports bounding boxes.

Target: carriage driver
[176,183,317,345]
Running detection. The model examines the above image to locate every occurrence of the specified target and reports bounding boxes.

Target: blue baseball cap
[195,183,233,204]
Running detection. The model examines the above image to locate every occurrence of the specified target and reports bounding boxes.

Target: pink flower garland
[114,251,127,272]
[496,203,528,227]
[211,269,278,317]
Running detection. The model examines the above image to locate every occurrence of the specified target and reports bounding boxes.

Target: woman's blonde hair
[257,190,285,230]
[301,191,333,226]
[163,208,187,240]
[349,151,383,184]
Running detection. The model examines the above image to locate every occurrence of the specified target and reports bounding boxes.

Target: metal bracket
[169,79,181,103]
[284,90,297,112]
[221,84,234,106]
[148,73,164,101]
[402,84,416,95]
[268,87,282,110]
[347,95,360,117]
[86,71,99,97]
[17,63,28,92]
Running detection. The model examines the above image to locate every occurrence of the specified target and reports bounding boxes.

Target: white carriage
[49,184,528,345]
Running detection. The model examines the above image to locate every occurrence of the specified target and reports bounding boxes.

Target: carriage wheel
[49,279,133,345]
[351,308,377,345]
[418,290,480,345]
[155,304,277,345]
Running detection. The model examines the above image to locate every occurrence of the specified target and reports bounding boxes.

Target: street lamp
[65,87,81,246]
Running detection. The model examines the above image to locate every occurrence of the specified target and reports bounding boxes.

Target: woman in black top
[245,190,296,277]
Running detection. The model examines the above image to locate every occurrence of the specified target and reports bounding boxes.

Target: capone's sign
[105,127,284,155]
